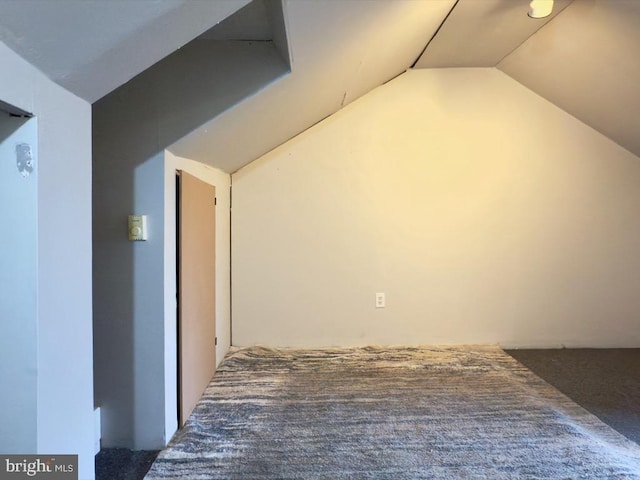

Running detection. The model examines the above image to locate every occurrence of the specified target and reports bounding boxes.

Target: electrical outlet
[375,292,385,308]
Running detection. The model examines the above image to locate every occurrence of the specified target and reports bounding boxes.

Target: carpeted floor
[95,448,159,480]
[97,347,640,480]
[143,346,640,479]
[506,348,640,445]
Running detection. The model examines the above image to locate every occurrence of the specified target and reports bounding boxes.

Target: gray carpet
[507,348,640,445]
[145,346,640,479]
[96,448,159,480]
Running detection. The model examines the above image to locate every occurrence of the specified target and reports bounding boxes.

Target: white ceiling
[169,0,456,172]
[0,0,250,102]
[498,0,640,159]
[414,0,574,68]
[0,0,638,168]
[198,0,272,41]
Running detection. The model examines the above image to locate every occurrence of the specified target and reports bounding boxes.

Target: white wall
[165,152,232,365]
[0,41,94,479]
[232,68,640,349]
[0,115,38,453]
[36,74,94,477]
[92,37,263,448]
[164,151,232,441]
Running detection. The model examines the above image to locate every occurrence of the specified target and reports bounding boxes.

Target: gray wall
[93,37,289,449]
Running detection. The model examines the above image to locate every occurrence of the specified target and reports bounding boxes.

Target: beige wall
[232,68,640,349]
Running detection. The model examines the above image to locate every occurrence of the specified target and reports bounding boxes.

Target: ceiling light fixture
[528,0,554,18]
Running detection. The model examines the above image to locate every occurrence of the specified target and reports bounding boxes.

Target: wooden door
[177,171,216,426]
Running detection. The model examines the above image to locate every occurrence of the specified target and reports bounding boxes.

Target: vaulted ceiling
[0,0,638,170]
[0,0,251,102]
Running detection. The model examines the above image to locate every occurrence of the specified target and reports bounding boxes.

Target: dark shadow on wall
[92,0,290,449]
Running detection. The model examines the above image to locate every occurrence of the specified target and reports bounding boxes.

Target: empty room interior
[1,0,639,479]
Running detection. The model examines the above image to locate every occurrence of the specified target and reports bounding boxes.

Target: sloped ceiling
[414,0,640,158]
[498,0,640,159]
[0,0,250,102]
[168,0,456,172]
[171,0,640,171]
[0,0,638,167]
[414,0,574,68]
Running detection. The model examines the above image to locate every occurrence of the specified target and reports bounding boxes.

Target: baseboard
[94,407,101,455]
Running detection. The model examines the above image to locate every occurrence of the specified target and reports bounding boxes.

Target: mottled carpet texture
[145,346,640,479]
